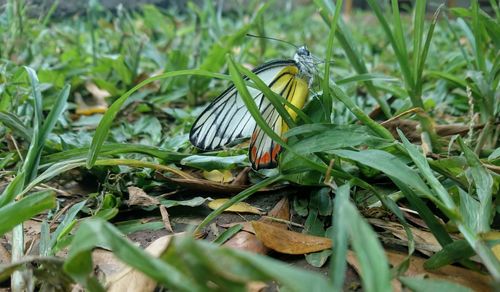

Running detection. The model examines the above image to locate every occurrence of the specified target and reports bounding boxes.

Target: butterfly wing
[189,60,295,151]
[249,65,309,169]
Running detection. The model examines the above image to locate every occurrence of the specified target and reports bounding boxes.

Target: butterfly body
[190,46,314,170]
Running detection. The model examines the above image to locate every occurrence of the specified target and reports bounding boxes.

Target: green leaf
[0,191,56,236]
[330,183,350,290]
[459,138,493,232]
[424,240,474,270]
[160,197,208,208]
[287,124,391,154]
[397,130,458,215]
[0,172,25,207]
[86,69,231,168]
[336,184,392,292]
[213,224,242,245]
[332,149,431,196]
[63,218,197,291]
[0,111,32,141]
[161,235,334,291]
[195,175,282,233]
[180,155,248,171]
[399,276,473,292]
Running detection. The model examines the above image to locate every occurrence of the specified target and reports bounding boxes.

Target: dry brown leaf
[369,218,443,256]
[220,222,255,233]
[75,92,108,116]
[92,249,124,278]
[127,186,159,207]
[159,205,173,233]
[106,234,180,292]
[0,242,11,264]
[230,167,250,186]
[202,170,234,183]
[246,281,268,292]
[208,199,263,215]
[261,197,290,229]
[223,231,269,254]
[85,82,111,100]
[382,118,487,143]
[252,221,332,254]
[159,173,282,194]
[346,250,492,292]
[223,197,290,253]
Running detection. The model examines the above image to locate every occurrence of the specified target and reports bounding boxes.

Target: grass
[0,0,499,290]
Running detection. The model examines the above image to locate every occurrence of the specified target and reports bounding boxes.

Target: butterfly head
[294,45,316,84]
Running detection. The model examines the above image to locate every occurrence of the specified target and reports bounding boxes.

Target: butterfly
[189,45,316,170]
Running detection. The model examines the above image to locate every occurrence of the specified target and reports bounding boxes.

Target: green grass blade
[397,129,457,211]
[0,172,25,207]
[335,73,397,85]
[329,84,394,140]
[162,235,335,291]
[0,111,32,141]
[321,0,343,122]
[332,149,432,196]
[44,143,189,164]
[213,224,242,245]
[396,182,453,247]
[22,67,43,183]
[39,84,70,145]
[315,0,391,117]
[471,0,486,73]
[330,183,350,290]
[416,5,442,96]
[63,218,198,291]
[340,191,392,291]
[458,137,493,233]
[412,0,427,84]
[0,190,56,236]
[399,276,473,292]
[366,0,414,95]
[424,240,474,270]
[86,69,231,168]
[195,174,283,233]
[391,0,410,69]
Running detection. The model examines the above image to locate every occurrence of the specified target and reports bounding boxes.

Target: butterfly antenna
[246,34,298,49]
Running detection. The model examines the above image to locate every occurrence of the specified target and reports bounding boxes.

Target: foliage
[0,0,499,290]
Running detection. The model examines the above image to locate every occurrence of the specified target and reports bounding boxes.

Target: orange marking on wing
[271,144,281,162]
[260,152,271,165]
[251,146,257,160]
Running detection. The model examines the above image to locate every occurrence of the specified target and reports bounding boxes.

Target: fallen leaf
[261,197,290,229]
[159,205,173,233]
[106,234,181,292]
[85,82,111,99]
[75,92,108,116]
[252,221,332,254]
[208,199,263,215]
[127,187,159,207]
[346,250,492,292]
[220,222,255,233]
[223,197,290,253]
[223,231,269,254]
[230,167,250,186]
[0,242,11,264]
[369,218,443,256]
[202,170,234,183]
[158,172,283,194]
[246,281,268,292]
